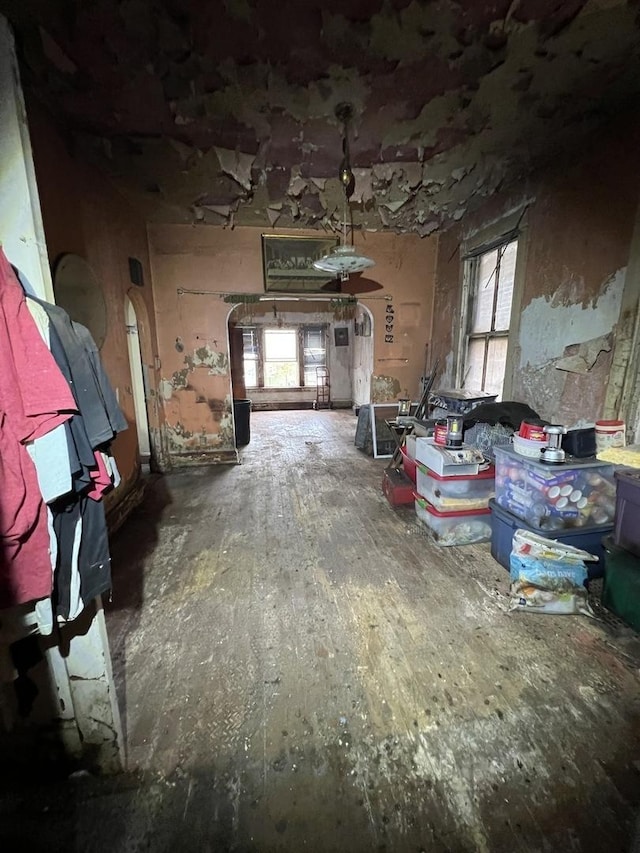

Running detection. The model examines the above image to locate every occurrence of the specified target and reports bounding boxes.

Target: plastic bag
[509,529,595,616]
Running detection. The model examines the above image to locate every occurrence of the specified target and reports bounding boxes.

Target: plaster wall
[26,99,164,507]
[431,122,640,426]
[148,225,435,463]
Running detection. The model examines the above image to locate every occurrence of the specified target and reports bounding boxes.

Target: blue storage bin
[489,498,611,579]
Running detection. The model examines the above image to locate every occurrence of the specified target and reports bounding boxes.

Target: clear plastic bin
[416,463,495,511]
[414,494,492,546]
[614,469,640,557]
[494,445,616,530]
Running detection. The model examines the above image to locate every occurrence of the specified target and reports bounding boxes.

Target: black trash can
[233,398,252,447]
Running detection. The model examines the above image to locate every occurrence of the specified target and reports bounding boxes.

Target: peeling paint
[171,367,190,390]
[159,379,174,401]
[192,346,229,375]
[371,374,402,403]
[555,334,611,374]
[24,1,640,234]
[519,269,625,368]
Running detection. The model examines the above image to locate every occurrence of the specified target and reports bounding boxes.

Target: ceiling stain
[5,0,640,233]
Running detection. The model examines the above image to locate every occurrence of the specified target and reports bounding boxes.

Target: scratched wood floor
[6,410,640,852]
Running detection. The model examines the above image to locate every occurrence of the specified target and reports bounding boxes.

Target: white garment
[102,452,121,488]
[26,426,72,502]
[34,508,58,635]
[67,512,83,621]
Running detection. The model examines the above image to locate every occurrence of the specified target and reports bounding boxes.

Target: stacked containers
[491,445,616,578]
[493,445,616,530]
[414,461,495,545]
[416,463,495,511]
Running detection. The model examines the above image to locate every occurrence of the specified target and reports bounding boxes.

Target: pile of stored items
[380,388,640,625]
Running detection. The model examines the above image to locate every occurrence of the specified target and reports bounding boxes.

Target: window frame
[455,212,528,401]
[242,323,328,390]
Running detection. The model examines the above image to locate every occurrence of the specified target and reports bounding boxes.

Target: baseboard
[106,477,146,534]
[165,449,240,467]
[252,401,315,411]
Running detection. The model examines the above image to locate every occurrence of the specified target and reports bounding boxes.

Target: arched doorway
[125,295,151,465]
[352,303,374,407]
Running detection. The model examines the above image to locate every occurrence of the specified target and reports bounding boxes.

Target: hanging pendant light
[313,245,375,279]
[313,103,375,282]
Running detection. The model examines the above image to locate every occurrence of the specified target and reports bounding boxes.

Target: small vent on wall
[128,257,144,287]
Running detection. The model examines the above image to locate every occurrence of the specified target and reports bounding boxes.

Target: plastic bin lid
[414,493,491,517]
[416,462,494,481]
[494,444,611,470]
[614,467,640,484]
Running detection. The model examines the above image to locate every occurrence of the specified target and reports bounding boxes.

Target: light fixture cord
[342,192,348,248]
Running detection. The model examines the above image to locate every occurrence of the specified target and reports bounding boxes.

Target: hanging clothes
[1,247,129,623]
[24,303,128,621]
[28,298,127,446]
[0,249,76,608]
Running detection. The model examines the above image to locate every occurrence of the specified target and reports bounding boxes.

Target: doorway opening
[125,295,151,469]
[227,298,366,446]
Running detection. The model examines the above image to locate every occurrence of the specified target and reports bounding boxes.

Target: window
[263,329,299,388]
[303,327,326,386]
[242,328,259,388]
[242,325,327,389]
[461,238,517,400]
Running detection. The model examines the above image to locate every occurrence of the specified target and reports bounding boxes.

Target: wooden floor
[6,410,640,852]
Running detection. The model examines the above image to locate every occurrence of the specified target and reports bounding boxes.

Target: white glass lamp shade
[313,245,375,279]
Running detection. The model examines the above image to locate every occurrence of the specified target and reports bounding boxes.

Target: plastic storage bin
[489,498,611,578]
[416,463,495,511]
[414,494,492,545]
[400,445,417,484]
[614,469,640,557]
[494,445,616,530]
[415,438,481,476]
[602,535,640,631]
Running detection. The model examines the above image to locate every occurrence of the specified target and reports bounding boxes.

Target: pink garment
[87,451,114,501]
[0,249,77,607]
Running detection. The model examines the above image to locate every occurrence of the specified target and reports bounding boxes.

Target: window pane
[484,337,509,400]
[471,250,497,333]
[464,337,486,390]
[244,359,257,388]
[304,368,323,386]
[304,329,324,351]
[303,331,325,361]
[264,361,299,388]
[264,329,297,360]
[495,240,517,331]
[242,329,258,356]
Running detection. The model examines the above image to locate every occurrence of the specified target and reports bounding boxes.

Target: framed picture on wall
[334,327,349,347]
[261,234,339,293]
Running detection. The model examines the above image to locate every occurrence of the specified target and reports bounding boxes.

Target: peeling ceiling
[4,0,640,233]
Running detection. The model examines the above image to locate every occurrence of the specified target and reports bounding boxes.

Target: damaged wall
[431,119,640,427]
[26,98,165,511]
[148,224,435,463]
